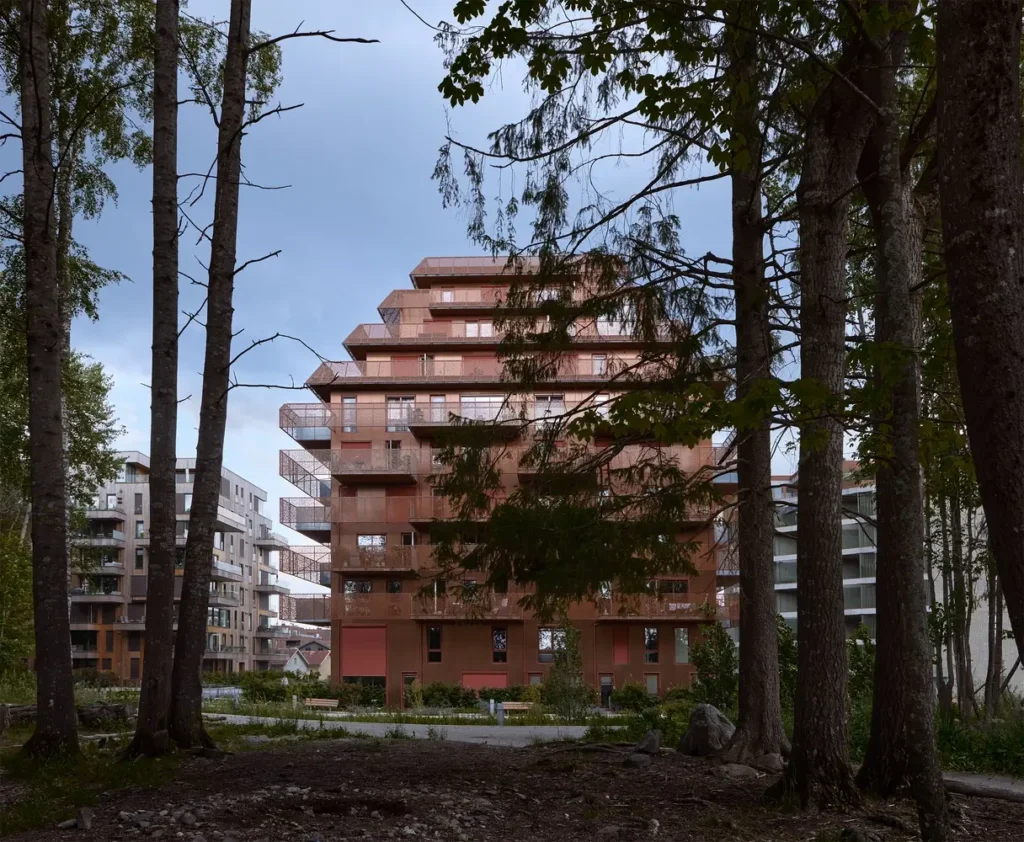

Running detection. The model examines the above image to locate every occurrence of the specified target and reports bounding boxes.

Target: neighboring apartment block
[70,452,292,680]
[278,256,733,707]
[771,463,877,639]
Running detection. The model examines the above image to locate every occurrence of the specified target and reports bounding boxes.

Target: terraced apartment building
[278,257,733,707]
[71,451,292,679]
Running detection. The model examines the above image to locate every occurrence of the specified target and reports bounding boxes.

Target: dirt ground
[4,737,1023,842]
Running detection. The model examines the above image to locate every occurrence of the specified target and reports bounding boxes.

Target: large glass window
[342,396,357,432]
[343,579,372,594]
[674,628,690,664]
[492,627,507,663]
[537,627,566,663]
[534,394,565,426]
[644,627,659,663]
[427,626,442,662]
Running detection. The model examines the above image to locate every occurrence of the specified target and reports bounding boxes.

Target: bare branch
[234,249,281,275]
[247,24,379,56]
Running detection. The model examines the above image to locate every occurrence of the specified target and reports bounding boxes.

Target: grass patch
[0,738,181,835]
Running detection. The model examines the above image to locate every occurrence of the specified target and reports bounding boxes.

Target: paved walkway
[203,713,590,747]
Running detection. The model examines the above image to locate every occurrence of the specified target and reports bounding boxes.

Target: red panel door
[462,672,509,690]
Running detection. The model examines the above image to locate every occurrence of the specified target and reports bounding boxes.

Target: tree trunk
[926,494,954,717]
[169,0,250,749]
[18,0,79,758]
[936,0,1024,668]
[720,0,785,762]
[127,0,179,759]
[854,27,948,837]
[784,32,876,810]
[950,492,973,718]
[984,572,1003,716]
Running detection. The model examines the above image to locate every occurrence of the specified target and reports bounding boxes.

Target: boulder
[746,753,784,774]
[677,704,734,756]
[635,729,662,755]
[711,762,759,780]
[624,752,652,768]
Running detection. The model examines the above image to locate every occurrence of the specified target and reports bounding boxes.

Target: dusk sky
[17,1,748,591]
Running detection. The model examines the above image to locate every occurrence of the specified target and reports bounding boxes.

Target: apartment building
[70,451,292,680]
[771,464,878,639]
[278,256,731,707]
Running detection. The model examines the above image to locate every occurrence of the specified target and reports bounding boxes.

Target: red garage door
[462,672,509,690]
[341,627,386,677]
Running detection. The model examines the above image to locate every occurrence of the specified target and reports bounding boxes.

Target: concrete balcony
[211,559,244,583]
[254,580,290,595]
[208,591,240,608]
[205,645,246,655]
[254,625,290,638]
[427,285,505,314]
[72,530,126,548]
[253,650,290,663]
[255,529,289,550]
[70,590,125,603]
[215,504,246,533]
[335,592,524,622]
[85,505,126,522]
[70,647,100,658]
[594,596,718,622]
[134,534,187,547]
[115,617,147,632]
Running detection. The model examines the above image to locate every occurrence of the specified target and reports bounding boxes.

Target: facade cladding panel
[278,257,732,707]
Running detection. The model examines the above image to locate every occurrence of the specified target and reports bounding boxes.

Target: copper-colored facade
[279,257,729,706]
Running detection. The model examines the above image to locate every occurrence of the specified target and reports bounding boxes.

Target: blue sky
[15,2,758,590]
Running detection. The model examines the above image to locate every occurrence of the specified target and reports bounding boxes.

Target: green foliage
[70,669,121,688]
[690,623,738,710]
[420,681,479,709]
[237,671,384,708]
[477,685,528,703]
[847,622,876,702]
[613,700,696,748]
[0,533,33,676]
[541,619,595,722]
[0,667,35,703]
[404,678,425,708]
[777,615,798,711]
[611,681,658,713]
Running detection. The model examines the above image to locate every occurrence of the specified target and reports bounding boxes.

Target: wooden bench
[499,702,534,714]
[304,698,339,710]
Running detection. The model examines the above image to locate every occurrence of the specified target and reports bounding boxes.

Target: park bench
[304,698,339,710]
[499,701,534,714]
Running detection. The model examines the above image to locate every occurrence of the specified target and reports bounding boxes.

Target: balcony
[344,321,505,355]
[289,594,331,625]
[334,546,425,573]
[334,592,524,622]
[70,589,125,603]
[255,528,289,550]
[594,595,719,622]
[85,504,126,522]
[254,579,290,595]
[279,497,331,540]
[280,546,331,586]
[215,504,246,533]
[406,400,526,440]
[211,558,244,583]
[72,529,126,548]
[208,591,240,608]
[279,450,332,498]
[253,650,290,663]
[427,285,505,314]
[325,448,425,484]
[254,624,290,638]
[205,645,246,655]
[115,616,147,631]
[71,646,100,657]
[134,534,187,547]
[279,403,333,449]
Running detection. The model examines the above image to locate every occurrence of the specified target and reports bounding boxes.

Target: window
[343,579,372,594]
[229,535,234,550]
[184,493,192,512]
[342,396,357,432]
[387,579,402,594]
[465,320,493,338]
[214,532,224,550]
[116,463,126,483]
[644,627,659,663]
[358,534,386,551]
[105,630,114,651]
[645,673,659,696]
[128,633,142,652]
[660,580,688,595]
[101,658,112,671]
[492,627,507,663]
[135,548,144,570]
[534,394,565,425]
[401,532,415,546]
[386,396,414,432]
[430,394,445,422]
[538,627,566,663]
[427,626,442,662]
[440,288,454,303]
[674,628,690,664]
[135,520,144,538]
[592,353,607,375]
[105,493,117,509]
[595,393,612,419]
[528,673,543,686]
[130,659,140,680]
[134,492,143,514]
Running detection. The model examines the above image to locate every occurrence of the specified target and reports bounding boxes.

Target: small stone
[746,753,784,774]
[712,762,759,779]
[624,752,652,768]
[151,830,165,839]
[370,811,382,820]
[137,820,152,830]
[401,826,418,836]
[119,811,134,822]
[181,813,197,827]
[192,836,207,842]
[305,834,324,842]
[58,818,77,830]
[244,735,272,745]
[635,729,662,755]
[77,807,95,830]
[647,818,660,835]
[596,826,621,839]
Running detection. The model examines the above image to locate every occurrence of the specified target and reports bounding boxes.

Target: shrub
[611,681,658,712]
[617,700,694,747]
[662,685,693,705]
[691,622,738,710]
[478,685,526,704]
[421,681,478,708]
[71,668,121,688]
[777,614,798,712]
[542,620,595,722]
[521,682,544,704]
[405,679,424,709]
[239,670,289,702]
[847,623,875,702]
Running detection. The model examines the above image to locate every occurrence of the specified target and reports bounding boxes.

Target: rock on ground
[677,704,735,756]
[624,753,652,769]
[635,730,661,755]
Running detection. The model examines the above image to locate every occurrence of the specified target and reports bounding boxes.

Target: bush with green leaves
[420,681,479,708]
[405,679,425,708]
[542,620,596,722]
[777,614,798,711]
[611,681,658,712]
[477,685,527,703]
[690,622,738,710]
[71,668,121,688]
[847,622,876,702]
